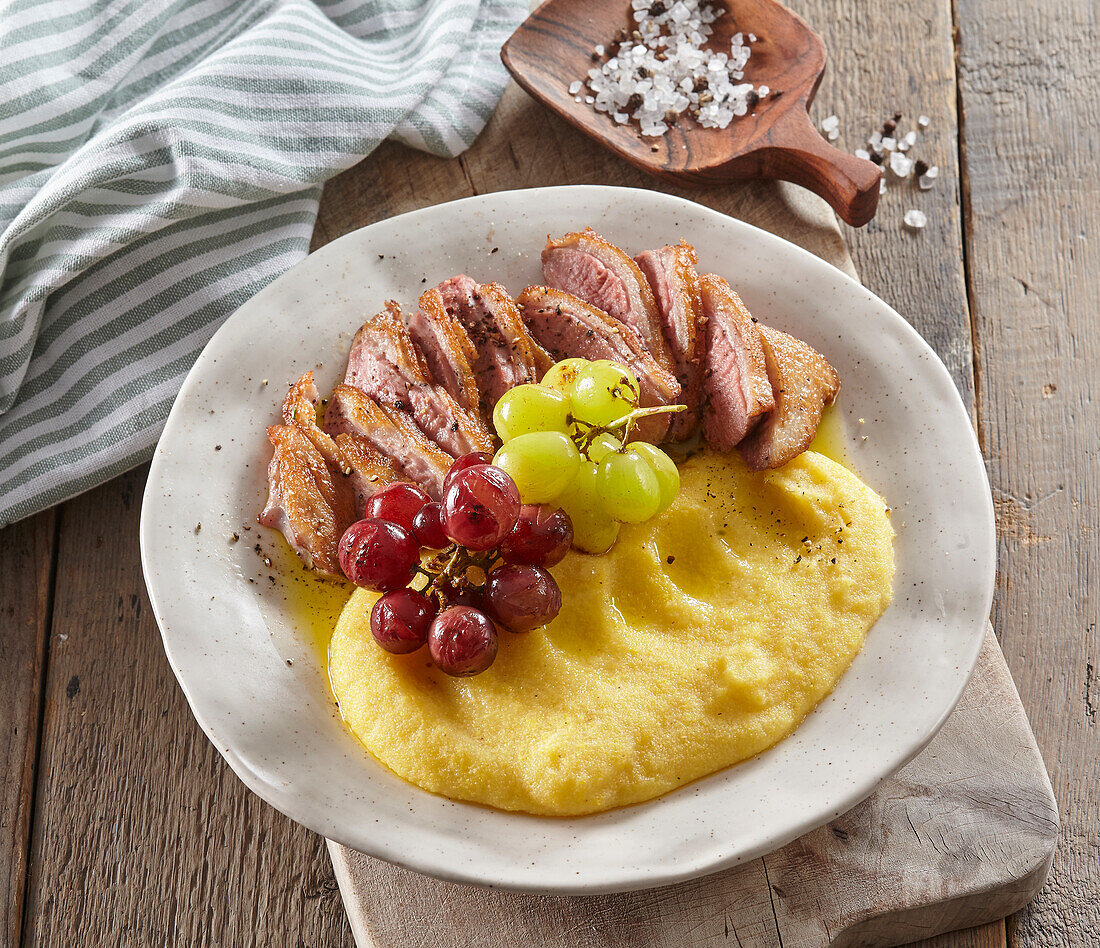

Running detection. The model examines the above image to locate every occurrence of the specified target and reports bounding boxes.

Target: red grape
[484,564,561,633]
[338,518,419,591]
[443,451,493,493]
[364,481,431,533]
[412,502,449,549]
[440,464,521,551]
[500,505,573,567]
[428,606,498,676]
[370,588,435,653]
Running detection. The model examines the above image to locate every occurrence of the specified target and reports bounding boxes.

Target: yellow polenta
[328,450,894,816]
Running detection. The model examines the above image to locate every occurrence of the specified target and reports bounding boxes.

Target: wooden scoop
[501,0,881,226]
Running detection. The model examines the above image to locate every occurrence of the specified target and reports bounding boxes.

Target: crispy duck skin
[259,424,355,578]
[435,275,553,408]
[740,325,840,471]
[409,288,483,421]
[344,300,494,457]
[279,371,401,513]
[634,241,706,440]
[541,228,676,376]
[516,285,681,443]
[697,275,775,451]
[324,383,450,499]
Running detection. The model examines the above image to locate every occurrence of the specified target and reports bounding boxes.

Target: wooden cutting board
[325,186,1058,948]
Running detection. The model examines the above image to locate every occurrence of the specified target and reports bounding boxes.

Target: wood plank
[18,470,353,948]
[312,139,475,250]
[953,0,1100,945]
[798,0,974,404]
[0,511,55,948]
[914,921,1007,948]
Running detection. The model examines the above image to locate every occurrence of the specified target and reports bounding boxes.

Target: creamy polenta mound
[328,450,894,816]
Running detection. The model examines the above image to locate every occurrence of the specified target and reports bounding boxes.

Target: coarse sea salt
[889,150,912,178]
[904,209,927,229]
[579,0,770,137]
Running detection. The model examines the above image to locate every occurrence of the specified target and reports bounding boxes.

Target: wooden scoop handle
[762,110,882,227]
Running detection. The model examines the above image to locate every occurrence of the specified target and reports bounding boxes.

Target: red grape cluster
[337,453,573,676]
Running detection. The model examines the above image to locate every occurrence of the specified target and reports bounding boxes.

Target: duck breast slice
[542,228,675,376]
[516,285,681,444]
[698,275,775,451]
[260,424,355,578]
[344,300,493,457]
[324,384,450,499]
[408,288,483,422]
[278,371,402,513]
[635,240,706,440]
[434,275,553,409]
[740,325,840,471]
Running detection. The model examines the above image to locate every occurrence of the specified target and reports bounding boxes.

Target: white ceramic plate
[140,186,994,894]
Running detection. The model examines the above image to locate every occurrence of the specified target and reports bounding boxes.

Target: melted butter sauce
[808,402,851,466]
[267,538,349,676]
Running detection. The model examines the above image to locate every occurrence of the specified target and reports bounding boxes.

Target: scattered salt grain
[821,114,839,133]
[918,165,939,189]
[880,177,888,194]
[882,136,897,151]
[569,80,582,95]
[918,114,930,127]
[904,209,927,229]
[855,147,870,160]
[579,2,770,137]
[889,150,912,178]
[904,130,917,147]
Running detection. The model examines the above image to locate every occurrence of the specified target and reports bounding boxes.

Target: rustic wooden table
[2,0,1095,945]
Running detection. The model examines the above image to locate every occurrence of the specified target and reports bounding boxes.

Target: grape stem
[572,402,687,456]
[420,542,501,609]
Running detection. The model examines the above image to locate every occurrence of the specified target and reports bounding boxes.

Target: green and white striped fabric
[0,0,524,526]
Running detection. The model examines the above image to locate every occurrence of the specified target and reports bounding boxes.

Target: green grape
[586,432,622,464]
[541,358,589,397]
[493,384,572,442]
[493,431,580,504]
[624,443,680,514]
[571,360,641,427]
[556,461,621,554]
[596,451,661,523]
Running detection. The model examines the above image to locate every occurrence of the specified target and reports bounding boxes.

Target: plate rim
[140,184,995,894]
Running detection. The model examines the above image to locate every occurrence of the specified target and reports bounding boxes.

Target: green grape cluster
[492,358,681,554]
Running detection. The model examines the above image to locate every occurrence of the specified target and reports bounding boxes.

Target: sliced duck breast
[542,228,675,376]
[435,275,553,408]
[408,288,483,422]
[332,433,403,512]
[740,325,840,471]
[516,285,681,443]
[260,424,355,578]
[324,384,451,499]
[634,241,706,440]
[344,300,493,457]
[279,371,401,513]
[698,275,775,451]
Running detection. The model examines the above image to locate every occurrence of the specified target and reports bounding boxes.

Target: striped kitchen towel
[0,0,524,526]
